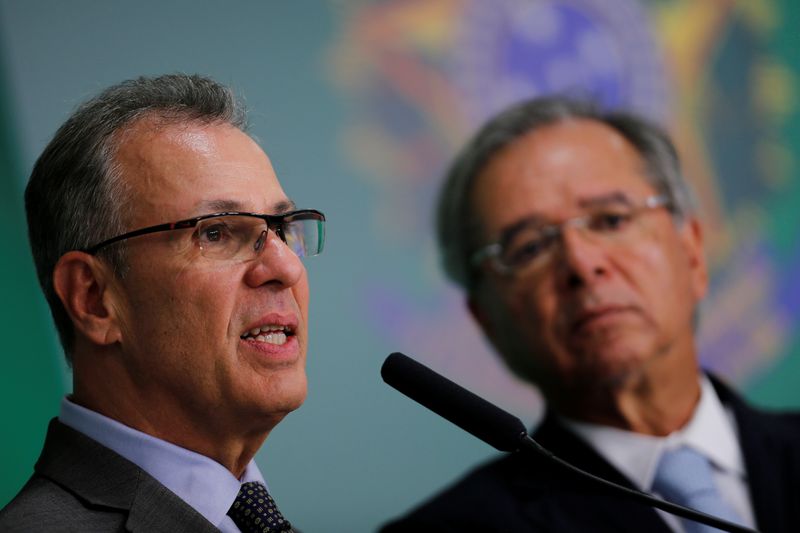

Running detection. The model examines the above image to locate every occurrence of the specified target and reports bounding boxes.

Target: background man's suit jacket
[0,419,219,533]
[381,377,800,532]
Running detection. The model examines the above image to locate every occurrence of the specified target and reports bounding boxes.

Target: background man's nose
[556,226,609,290]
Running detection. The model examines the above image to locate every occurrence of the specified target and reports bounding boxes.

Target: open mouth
[240,325,294,346]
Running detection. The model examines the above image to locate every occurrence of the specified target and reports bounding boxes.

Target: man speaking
[0,74,325,532]
[382,97,800,532]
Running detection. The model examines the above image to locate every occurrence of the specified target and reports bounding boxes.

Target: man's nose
[555,225,609,290]
[245,228,305,288]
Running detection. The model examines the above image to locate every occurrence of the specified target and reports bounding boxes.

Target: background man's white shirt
[561,377,755,532]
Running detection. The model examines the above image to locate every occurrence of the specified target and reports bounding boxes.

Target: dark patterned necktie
[227,481,293,533]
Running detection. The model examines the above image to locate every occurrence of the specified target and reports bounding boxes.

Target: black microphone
[381,352,529,452]
[381,352,758,533]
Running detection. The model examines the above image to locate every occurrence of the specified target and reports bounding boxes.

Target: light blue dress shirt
[59,397,266,532]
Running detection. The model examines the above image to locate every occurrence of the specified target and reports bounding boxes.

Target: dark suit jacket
[381,378,800,532]
[0,419,219,532]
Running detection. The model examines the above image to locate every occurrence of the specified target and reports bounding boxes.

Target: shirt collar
[681,376,744,476]
[59,397,265,528]
[559,375,745,491]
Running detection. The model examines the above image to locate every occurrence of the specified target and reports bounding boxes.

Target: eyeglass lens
[499,204,651,272]
[195,215,323,261]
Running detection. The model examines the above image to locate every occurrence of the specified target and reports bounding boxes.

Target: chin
[264,373,308,414]
[580,352,652,390]
[234,366,306,418]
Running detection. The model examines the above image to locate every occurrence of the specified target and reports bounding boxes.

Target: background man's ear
[679,216,708,302]
[52,251,122,347]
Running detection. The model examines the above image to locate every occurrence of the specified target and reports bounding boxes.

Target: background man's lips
[571,306,636,332]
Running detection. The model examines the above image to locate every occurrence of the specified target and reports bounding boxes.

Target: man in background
[383,96,800,532]
[0,74,325,532]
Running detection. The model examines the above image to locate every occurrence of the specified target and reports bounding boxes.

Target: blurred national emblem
[330,0,799,419]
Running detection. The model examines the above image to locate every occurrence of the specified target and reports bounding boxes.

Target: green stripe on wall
[743,0,800,408]
[0,57,65,507]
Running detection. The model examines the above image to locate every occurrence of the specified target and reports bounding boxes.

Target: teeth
[259,325,287,333]
[242,324,290,344]
[252,332,287,345]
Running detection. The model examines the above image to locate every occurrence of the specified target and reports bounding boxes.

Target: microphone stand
[382,352,758,533]
[520,434,757,533]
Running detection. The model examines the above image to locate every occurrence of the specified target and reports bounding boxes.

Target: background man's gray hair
[25,73,248,363]
[436,95,697,292]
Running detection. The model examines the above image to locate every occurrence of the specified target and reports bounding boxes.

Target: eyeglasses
[471,195,671,277]
[84,209,326,262]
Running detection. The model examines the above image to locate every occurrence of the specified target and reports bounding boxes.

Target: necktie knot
[227,481,293,533]
[653,446,742,532]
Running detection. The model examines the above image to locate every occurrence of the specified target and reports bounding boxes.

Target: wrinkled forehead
[469,119,655,233]
[194,197,297,215]
[112,118,291,224]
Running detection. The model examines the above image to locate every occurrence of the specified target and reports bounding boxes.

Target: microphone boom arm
[382,352,758,533]
[519,434,756,533]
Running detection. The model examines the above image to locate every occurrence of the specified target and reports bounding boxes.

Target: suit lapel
[126,475,220,533]
[711,376,800,532]
[512,412,673,533]
[35,419,218,533]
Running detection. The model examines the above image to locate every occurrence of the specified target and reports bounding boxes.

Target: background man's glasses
[84,209,326,262]
[471,195,670,277]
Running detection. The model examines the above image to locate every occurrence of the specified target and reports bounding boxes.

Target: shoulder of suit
[379,452,553,531]
[0,473,126,532]
[708,372,800,441]
[745,405,800,437]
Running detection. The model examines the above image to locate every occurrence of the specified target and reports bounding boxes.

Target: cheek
[639,234,691,288]
[173,266,241,337]
[621,236,697,327]
[622,246,666,300]
[500,281,556,342]
[514,278,556,319]
[127,260,240,350]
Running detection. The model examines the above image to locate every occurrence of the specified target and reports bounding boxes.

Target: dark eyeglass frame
[470,194,671,276]
[83,209,326,255]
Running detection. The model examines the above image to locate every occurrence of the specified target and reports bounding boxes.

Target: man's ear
[678,216,708,302]
[52,251,123,347]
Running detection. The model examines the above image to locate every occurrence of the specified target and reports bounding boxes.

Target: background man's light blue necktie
[652,446,744,532]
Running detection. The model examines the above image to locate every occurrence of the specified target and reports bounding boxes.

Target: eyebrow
[196,198,298,215]
[496,191,634,245]
[577,191,633,209]
[498,216,548,246]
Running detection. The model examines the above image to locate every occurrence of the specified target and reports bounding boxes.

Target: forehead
[471,118,657,233]
[113,117,289,224]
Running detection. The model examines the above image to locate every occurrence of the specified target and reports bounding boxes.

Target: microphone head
[381,352,528,452]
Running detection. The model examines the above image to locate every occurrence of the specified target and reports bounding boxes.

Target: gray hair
[25,73,248,363]
[436,95,696,292]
